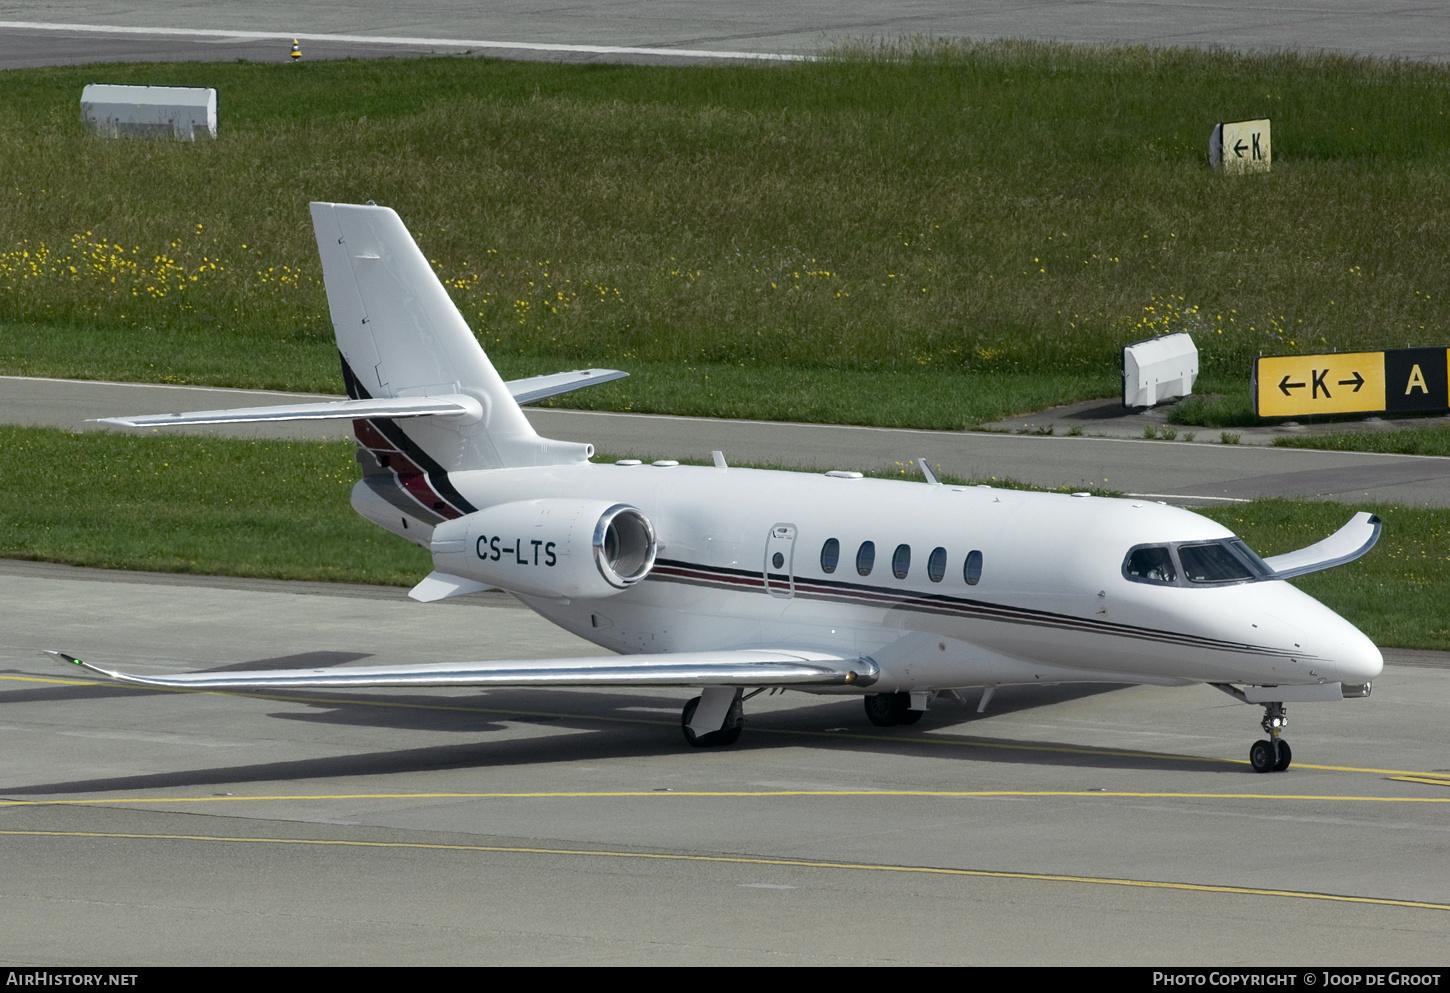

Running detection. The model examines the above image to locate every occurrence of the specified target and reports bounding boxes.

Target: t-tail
[91,202,625,547]
[309,202,592,540]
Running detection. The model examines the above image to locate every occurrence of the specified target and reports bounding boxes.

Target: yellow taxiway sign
[1254,347,1450,418]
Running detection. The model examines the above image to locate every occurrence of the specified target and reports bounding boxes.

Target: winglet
[44,650,117,679]
[1262,512,1382,580]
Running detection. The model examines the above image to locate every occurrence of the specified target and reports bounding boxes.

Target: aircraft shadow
[3,682,1248,797]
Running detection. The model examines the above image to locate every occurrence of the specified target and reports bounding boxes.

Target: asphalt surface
[1,2,1448,68]
[3,558,1448,965]
[7,375,1450,507]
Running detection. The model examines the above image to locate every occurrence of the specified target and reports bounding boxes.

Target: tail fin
[309,201,591,471]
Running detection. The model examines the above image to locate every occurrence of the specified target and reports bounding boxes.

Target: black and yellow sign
[1254,348,1450,418]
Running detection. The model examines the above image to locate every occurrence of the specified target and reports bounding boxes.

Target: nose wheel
[1249,702,1292,773]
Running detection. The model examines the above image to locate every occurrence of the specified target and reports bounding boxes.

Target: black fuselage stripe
[337,353,478,516]
[650,560,1306,659]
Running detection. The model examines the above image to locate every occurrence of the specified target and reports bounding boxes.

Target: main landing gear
[863,692,923,727]
[680,688,745,747]
[1249,701,1292,773]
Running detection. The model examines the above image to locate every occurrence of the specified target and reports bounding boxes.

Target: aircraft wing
[89,368,627,428]
[46,649,878,690]
[1263,511,1381,580]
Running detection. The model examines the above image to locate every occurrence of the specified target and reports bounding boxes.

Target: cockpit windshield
[1123,538,1274,587]
[1178,542,1257,583]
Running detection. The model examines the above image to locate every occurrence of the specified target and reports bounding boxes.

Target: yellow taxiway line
[3,827,1447,913]
[4,789,1450,806]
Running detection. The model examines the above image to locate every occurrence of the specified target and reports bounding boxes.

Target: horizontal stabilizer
[1263,512,1381,580]
[91,394,482,429]
[408,571,495,602]
[506,368,628,405]
[89,369,626,428]
[46,649,878,690]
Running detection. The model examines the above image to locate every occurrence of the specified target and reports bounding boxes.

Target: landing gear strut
[1249,702,1292,773]
[863,692,923,727]
[681,690,744,748]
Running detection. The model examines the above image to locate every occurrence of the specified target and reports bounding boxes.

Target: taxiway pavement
[6,375,1450,507]
[1,1,1447,68]
[3,559,1448,965]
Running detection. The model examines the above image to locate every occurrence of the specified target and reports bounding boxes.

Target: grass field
[3,43,1450,429]
[3,426,1444,649]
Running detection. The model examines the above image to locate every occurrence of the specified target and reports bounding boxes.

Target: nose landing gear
[1249,702,1292,773]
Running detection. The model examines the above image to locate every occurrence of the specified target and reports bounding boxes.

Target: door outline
[764,523,797,598]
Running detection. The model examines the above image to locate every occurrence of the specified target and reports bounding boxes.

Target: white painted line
[0,21,808,62]
[1125,493,1251,503]
[0,375,337,400]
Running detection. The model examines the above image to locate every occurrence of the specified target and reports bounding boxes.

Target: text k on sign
[1254,348,1450,417]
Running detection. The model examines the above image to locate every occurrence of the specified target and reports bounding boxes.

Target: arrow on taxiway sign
[1278,375,1306,396]
[1338,372,1365,392]
[1234,139,1249,157]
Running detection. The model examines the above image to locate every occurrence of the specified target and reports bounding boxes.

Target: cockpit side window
[1124,545,1176,585]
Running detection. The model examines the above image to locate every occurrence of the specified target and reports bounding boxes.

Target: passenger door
[764,524,797,598]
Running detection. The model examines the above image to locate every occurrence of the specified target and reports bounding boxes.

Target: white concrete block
[81,84,217,140]
[1122,332,1198,408]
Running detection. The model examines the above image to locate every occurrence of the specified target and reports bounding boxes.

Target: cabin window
[1178,542,1258,584]
[964,549,983,585]
[820,538,840,574]
[1124,545,1176,584]
[856,541,875,576]
[892,544,911,579]
[927,547,947,583]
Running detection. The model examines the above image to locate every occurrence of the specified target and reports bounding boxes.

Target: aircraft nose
[1331,617,1383,683]
[1305,599,1383,683]
[1258,585,1382,684]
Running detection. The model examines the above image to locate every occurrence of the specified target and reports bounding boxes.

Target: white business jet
[51,202,1384,773]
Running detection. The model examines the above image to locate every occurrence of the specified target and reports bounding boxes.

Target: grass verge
[3,43,1450,429]
[1272,424,1450,456]
[3,427,1443,649]
[0,426,429,584]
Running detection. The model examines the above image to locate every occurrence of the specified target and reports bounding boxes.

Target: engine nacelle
[428,499,657,599]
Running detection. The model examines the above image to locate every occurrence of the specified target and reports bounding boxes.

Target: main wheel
[681,696,741,748]
[681,696,716,747]
[1249,739,1276,773]
[1273,739,1293,772]
[899,707,924,726]
[864,692,910,727]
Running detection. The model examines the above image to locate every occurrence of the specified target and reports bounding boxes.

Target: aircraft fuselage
[423,461,1383,695]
